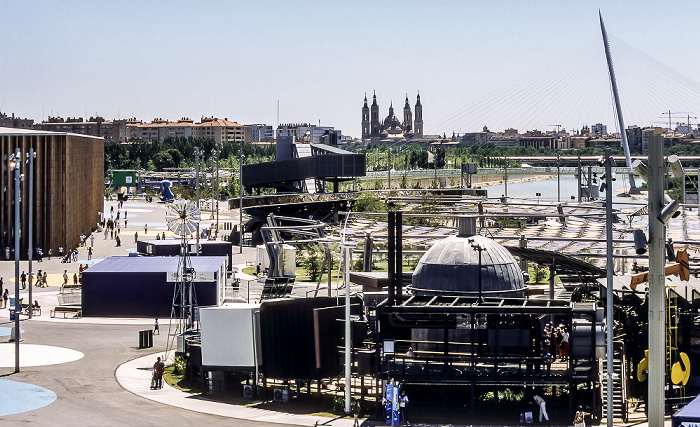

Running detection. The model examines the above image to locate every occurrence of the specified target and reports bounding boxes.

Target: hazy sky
[2,1,699,138]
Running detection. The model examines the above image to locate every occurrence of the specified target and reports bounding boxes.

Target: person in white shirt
[533,394,549,422]
[399,390,409,424]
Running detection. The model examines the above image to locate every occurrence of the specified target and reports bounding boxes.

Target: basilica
[362,92,423,141]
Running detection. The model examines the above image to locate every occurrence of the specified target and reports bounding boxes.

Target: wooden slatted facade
[0,128,103,258]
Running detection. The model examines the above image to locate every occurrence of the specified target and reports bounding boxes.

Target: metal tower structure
[600,11,639,194]
[165,199,201,358]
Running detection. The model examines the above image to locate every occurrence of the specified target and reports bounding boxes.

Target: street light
[8,148,21,372]
[239,145,245,254]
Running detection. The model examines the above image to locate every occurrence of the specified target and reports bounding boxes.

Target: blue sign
[384,382,400,425]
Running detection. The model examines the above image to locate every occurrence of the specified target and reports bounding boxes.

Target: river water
[481,174,644,206]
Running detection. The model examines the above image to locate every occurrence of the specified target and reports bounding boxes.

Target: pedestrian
[110,205,114,213]
[0,277,3,303]
[352,400,361,427]
[73,249,78,262]
[2,289,8,308]
[37,248,43,262]
[574,405,588,427]
[21,271,26,290]
[161,232,165,240]
[156,233,160,241]
[399,390,409,424]
[63,270,68,286]
[36,270,42,286]
[152,357,165,389]
[560,327,570,360]
[59,246,64,258]
[47,248,52,260]
[90,235,95,247]
[4,247,9,260]
[88,246,93,260]
[144,224,148,234]
[116,235,121,247]
[42,272,48,287]
[125,219,128,228]
[110,229,114,240]
[125,210,128,219]
[532,394,549,423]
[255,263,261,276]
[135,232,138,243]
[154,318,160,335]
[73,273,78,285]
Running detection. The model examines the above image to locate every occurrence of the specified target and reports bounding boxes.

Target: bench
[21,304,41,316]
[260,277,294,300]
[50,306,82,318]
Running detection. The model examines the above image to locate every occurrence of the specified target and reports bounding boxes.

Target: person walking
[73,273,78,286]
[154,318,160,335]
[533,394,549,423]
[561,327,570,360]
[63,270,68,287]
[574,405,588,427]
[2,289,8,309]
[144,224,148,234]
[352,400,361,427]
[21,271,26,290]
[399,390,409,424]
[134,232,138,243]
[42,272,48,287]
[0,277,3,302]
[87,246,93,260]
[115,235,121,247]
[90,235,95,247]
[152,357,165,389]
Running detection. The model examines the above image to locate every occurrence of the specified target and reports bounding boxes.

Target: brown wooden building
[0,127,103,258]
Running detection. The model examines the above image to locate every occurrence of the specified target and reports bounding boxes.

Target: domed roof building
[411,220,526,298]
[362,92,423,140]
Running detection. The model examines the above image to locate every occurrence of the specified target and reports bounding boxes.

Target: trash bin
[138,329,153,349]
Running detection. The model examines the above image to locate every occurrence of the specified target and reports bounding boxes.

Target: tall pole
[343,238,356,414]
[216,146,220,237]
[647,133,666,425]
[13,148,20,372]
[557,155,561,203]
[28,149,34,318]
[504,155,508,199]
[239,144,244,254]
[194,147,200,255]
[600,11,638,193]
[604,148,614,427]
[387,147,391,190]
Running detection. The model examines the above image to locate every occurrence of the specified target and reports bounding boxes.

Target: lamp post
[27,149,35,318]
[603,148,614,427]
[216,146,220,237]
[557,155,561,203]
[504,155,508,199]
[342,235,357,414]
[239,144,244,254]
[194,147,200,254]
[387,146,391,189]
[470,239,485,302]
[10,148,21,372]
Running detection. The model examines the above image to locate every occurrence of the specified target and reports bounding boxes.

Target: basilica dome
[411,234,526,298]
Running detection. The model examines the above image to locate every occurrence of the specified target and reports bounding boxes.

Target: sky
[2,1,700,138]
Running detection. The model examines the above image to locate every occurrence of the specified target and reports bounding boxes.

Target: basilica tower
[414,92,423,137]
[370,91,379,137]
[403,94,413,132]
[361,94,370,139]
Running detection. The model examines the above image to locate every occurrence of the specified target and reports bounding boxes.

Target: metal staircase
[601,345,627,422]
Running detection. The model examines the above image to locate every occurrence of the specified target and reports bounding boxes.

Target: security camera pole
[647,133,666,425]
[604,147,614,427]
[13,148,21,372]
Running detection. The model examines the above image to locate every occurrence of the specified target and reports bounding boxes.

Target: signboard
[384,382,400,425]
[112,170,138,188]
[167,271,215,282]
[383,339,395,355]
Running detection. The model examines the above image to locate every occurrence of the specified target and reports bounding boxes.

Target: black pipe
[396,211,403,305]
[388,211,395,306]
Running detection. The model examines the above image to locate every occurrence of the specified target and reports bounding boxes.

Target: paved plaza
[0,198,357,426]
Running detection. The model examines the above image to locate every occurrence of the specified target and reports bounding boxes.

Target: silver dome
[411,235,525,297]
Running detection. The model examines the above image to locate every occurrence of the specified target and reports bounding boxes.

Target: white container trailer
[200,304,261,368]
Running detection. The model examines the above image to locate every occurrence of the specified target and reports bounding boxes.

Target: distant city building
[0,127,103,257]
[362,92,423,140]
[34,116,119,142]
[591,123,607,135]
[626,126,642,154]
[276,123,340,145]
[0,112,33,129]
[126,117,251,144]
[249,124,275,142]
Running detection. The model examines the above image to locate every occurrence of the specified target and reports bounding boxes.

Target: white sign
[125,176,133,183]
[167,271,215,282]
[383,339,395,355]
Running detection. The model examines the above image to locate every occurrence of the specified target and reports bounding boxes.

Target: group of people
[543,322,569,361]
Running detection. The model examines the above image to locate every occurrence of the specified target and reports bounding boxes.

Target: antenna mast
[600,11,639,194]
